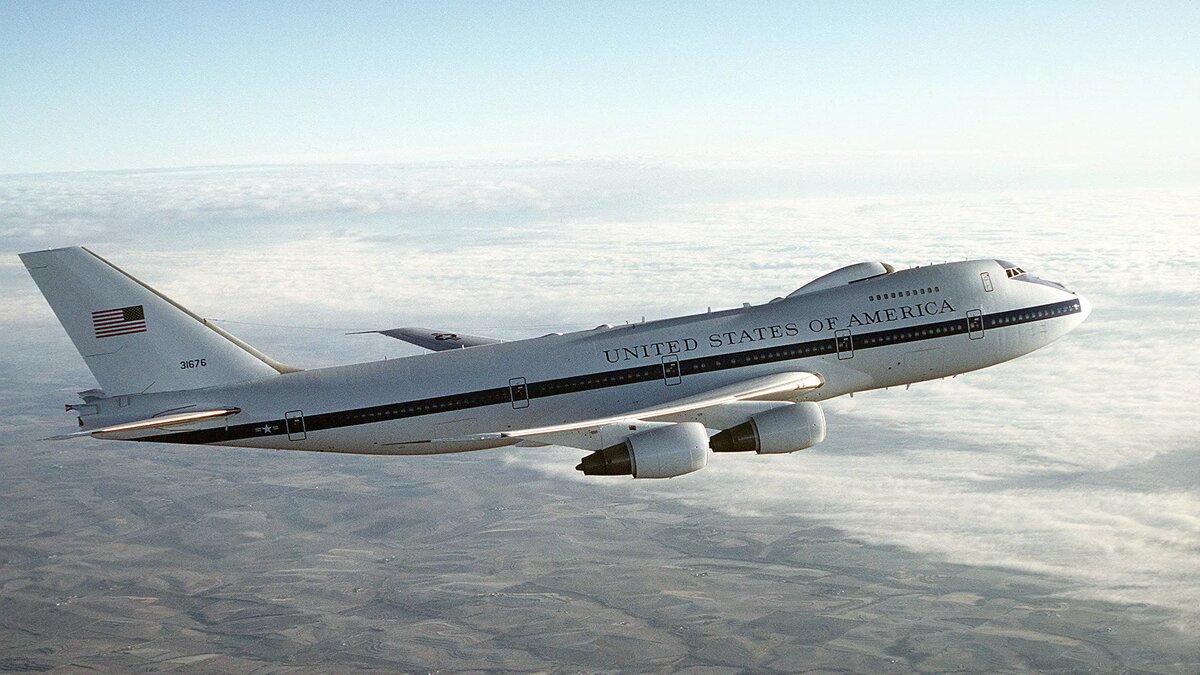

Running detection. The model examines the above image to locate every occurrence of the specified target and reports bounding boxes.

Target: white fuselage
[85,259,1089,454]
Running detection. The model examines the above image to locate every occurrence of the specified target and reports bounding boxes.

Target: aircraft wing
[354,327,502,351]
[503,371,822,450]
[47,408,241,440]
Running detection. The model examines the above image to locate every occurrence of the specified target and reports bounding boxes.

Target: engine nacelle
[576,422,709,479]
[709,402,826,454]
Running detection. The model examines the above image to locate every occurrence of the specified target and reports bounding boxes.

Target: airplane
[19,247,1090,479]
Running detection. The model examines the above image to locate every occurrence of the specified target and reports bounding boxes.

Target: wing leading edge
[503,371,823,450]
[353,327,503,351]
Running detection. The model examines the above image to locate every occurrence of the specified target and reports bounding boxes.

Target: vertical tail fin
[19,246,297,396]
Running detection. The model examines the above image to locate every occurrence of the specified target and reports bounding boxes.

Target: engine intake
[576,422,709,479]
[709,402,826,454]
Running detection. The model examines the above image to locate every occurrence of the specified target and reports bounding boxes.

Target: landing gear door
[834,329,854,360]
[967,309,985,340]
[284,410,306,441]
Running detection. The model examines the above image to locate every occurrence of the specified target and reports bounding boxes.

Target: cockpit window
[1004,267,1026,278]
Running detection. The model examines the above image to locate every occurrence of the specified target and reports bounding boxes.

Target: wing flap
[517,420,675,452]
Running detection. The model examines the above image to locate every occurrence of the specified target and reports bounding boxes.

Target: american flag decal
[92,305,147,339]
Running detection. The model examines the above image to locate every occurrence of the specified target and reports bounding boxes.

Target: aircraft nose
[1076,293,1092,323]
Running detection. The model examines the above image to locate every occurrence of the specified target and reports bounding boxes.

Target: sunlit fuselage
[85,259,1089,454]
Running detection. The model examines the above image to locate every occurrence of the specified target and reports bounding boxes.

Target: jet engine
[576,422,709,479]
[708,402,826,454]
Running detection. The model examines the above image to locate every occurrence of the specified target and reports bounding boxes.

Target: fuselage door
[967,309,985,340]
[981,271,994,292]
[835,329,854,360]
[662,355,681,386]
[509,377,530,409]
[285,410,306,441]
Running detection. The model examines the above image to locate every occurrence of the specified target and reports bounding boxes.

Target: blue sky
[2,1,1199,177]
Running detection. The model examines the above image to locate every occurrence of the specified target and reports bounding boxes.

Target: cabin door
[284,410,306,441]
[967,309,985,340]
[662,355,681,386]
[835,329,854,359]
[509,377,530,409]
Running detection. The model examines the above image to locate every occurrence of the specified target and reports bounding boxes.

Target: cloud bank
[3,164,1197,630]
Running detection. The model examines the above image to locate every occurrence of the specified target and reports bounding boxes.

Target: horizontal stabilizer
[353,327,502,351]
[46,408,241,440]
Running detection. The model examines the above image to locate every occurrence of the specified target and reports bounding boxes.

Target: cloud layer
[3,164,1197,630]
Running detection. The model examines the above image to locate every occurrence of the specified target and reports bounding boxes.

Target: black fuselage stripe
[149,299,1082,444]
